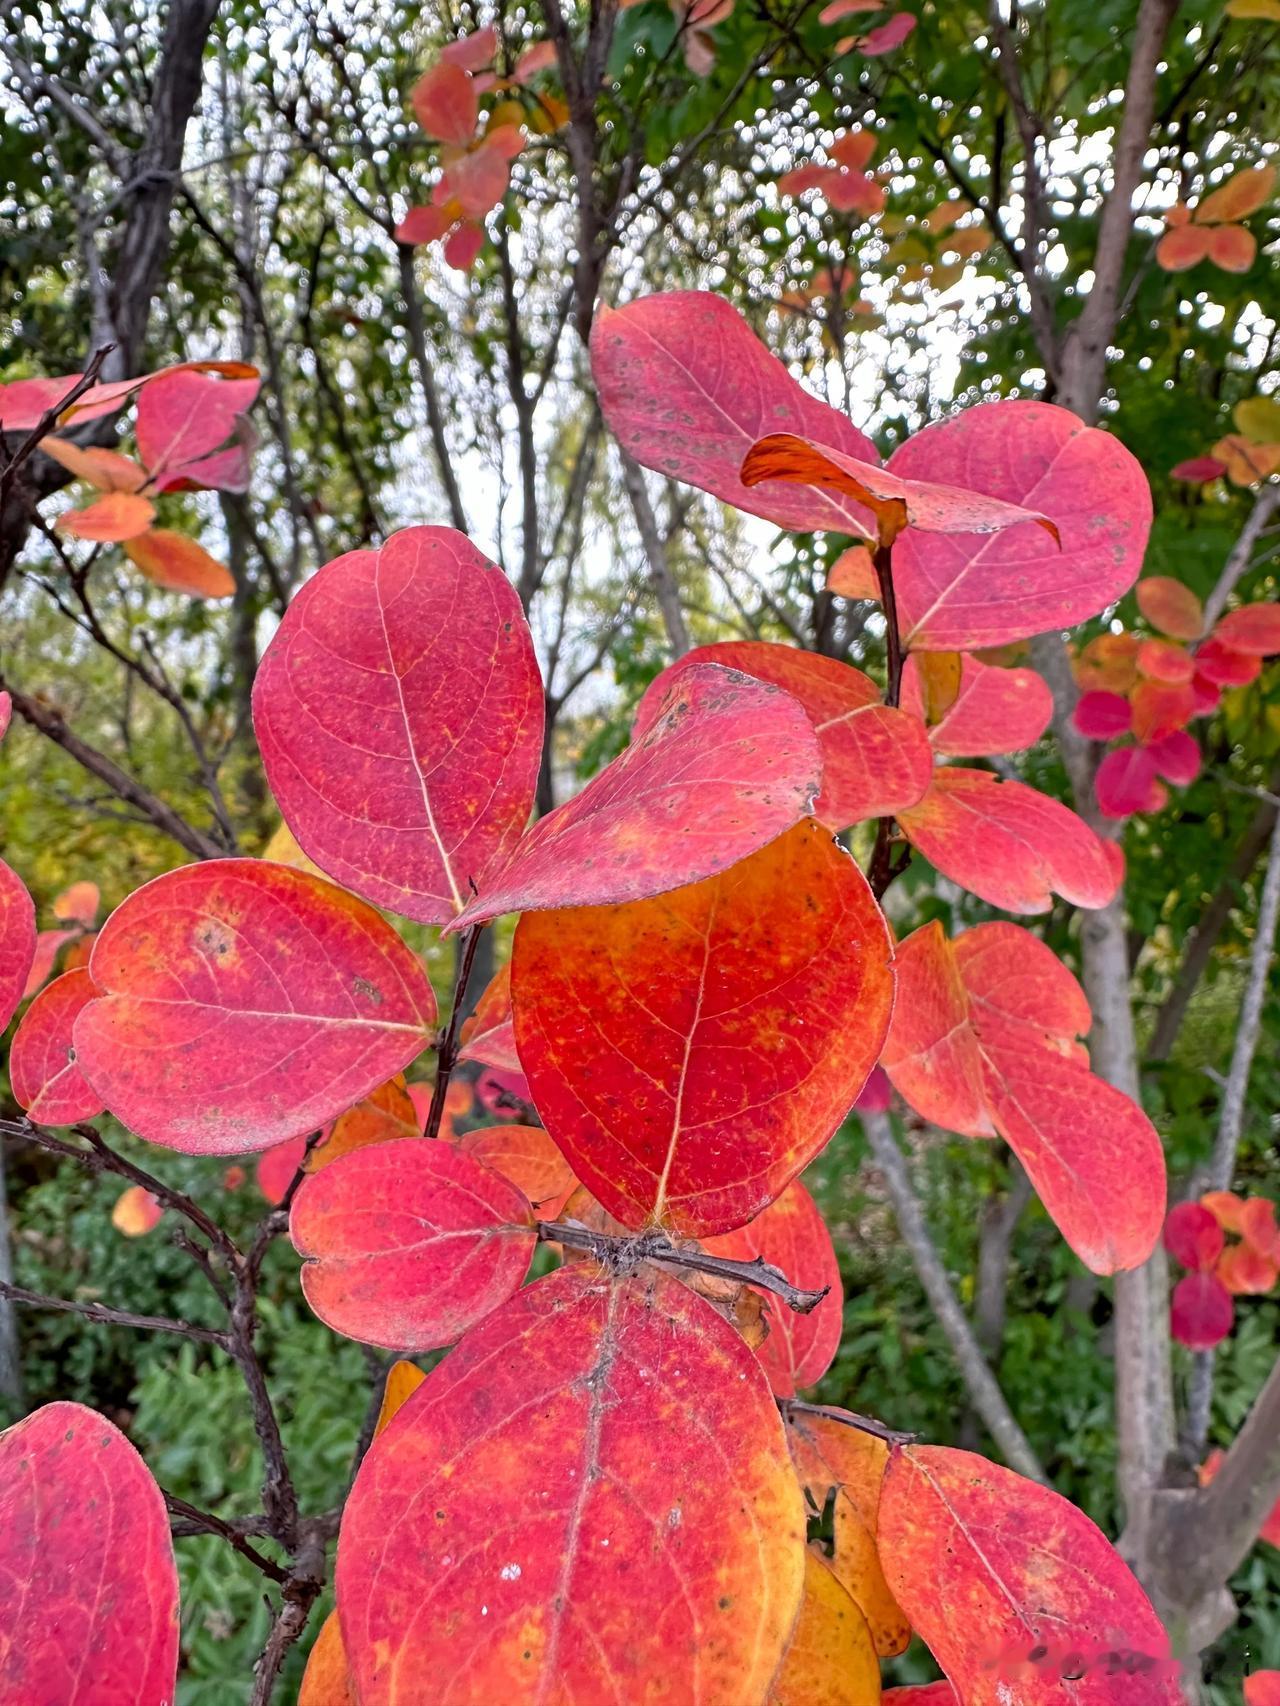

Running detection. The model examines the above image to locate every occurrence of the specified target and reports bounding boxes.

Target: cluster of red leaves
[1165,1193,1280,1350]
[1072,574,1280,819]
[816,0,917,56]
[779,127,886,216]
[1156,163,1275,275]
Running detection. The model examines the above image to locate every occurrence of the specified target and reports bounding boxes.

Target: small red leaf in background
[0,1401,179,1703]
[1073,689,1133,741]
[442,220,485,271]
[1217,1242,1278,1295]
[1194,637,1261,686]
[1136,576,1205,640]
[900,653,1053,755]
[880,1446,1182,1705]
[1147,730,1200,787]
[52,880,99,925]
[0,860,36,1030]
[257,1137,309,1206]
[440,23,497,70]
[768,1552,880,1706]
[857,11,916,52]
[1206,225,1256,271]
[1240,1196,1278,1254]
[1095,746,1167,819]
[514,39,558,80]
[56,491,156,542]
[1191,672,1221,714]
[1199,1450,1280,1549]
[455,662,822,927]
[828,544,879,600]
[1075,632,1140,694]
[222,1164,246,1190]
[457,961,521,1073]
[1245,1674,1280,1706]
[855,1064,893,1112]
[704,1180,843,1396]
[291,1140,536,1352]
[10,969,103,1125]
[336,1265,806,1706]
[1137,637,1194,684]
[1213,603,1280,656]
[897,768,1119,913]
[1156,224,1214,270]
[1171,1271,1234,1348]
[512,820,892,1236]
[1197,163,1276,222]
[1163,1202,1224,1271]
[73,860,436,1154]
[112,1185,165,1236]
[124,530,236,598]
[886,401,1152,650]
[635,642,932,827]
[1170,455,1227,483]
[411,61,478,142]
[21,927,80,998]
[254,526,543,925]
[455,1124,577,1218]
[1131,679,1195,744]
[590,291,878,538]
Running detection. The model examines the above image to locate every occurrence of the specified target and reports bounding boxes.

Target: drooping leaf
[56,491,156,542]
[124,530,236,598]
[337,1264,805,1705]
[38,437,147,492]
[511,820,892,1235]
[0,859,36,1030]
[1170,1272,1234,1348]
[10,969,104,1125]
[1135,577,1204,641]
[0,1401,179,1703]
[884,402,1152,650]
[880,1446,1182,1704]
[590,291,879,537]
[73,860,437,1154]
[453,663,822,929]
[897,769,1119,914]
[112,1184,164,1236]
[291,1140,536,1351]
[899,654,1053,755]
[769,1552,881,1706]
[455,1123,577,1217]
[1213,603,1280,656]
[254,526,544,925]
[634,643,932,828]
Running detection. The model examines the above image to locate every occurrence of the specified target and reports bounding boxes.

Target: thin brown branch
[0,1280,228,1345]
[778,1398,917,1448]
[425,926,485,1141]
[163,1490,287,1582]
[0,344,115,504]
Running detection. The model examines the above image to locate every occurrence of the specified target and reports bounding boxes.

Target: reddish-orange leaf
[0,859,36,1030]
[135,370,259,480]
[0,359,257,432]
[514,39,558,80]
[591,291,879,539]
[73,860,437,1154]
[254,526,543,925]
[291,1139,535,1351]
[1212,434,1280,486]
[1196,163,1276,223]
[455,1124,577,1217]
[299,1610,357,1705]
[1156,223,1214,270]
[458,960,521,1072]
[336,1264,806,1705]
[1195,636,1262,686]
[1136,576,1204,641]
[1130,679,1195,744]
[769,1552,881,1706]
[1207,222,1257,270]
[704,1180,843,1396]
[10,969,104,1125]
[784,1409,911,1656]
[441,23,498,69]
[1239,1196,1278,1254]
[38,437,147,493]
[1246,1676,1280,1706]
[828,544,879,600]
[453,663,822,929]
[512,820,892,1236]
[635,643,932,828]
[411,61,478,142]
[1213,602,1280,656]
[317,1076,419,1170]
[1136,637,1194,685]
[1074,632,1141,694]
[52,880,99,925]
[886,401,1152,650]
[897,768,1119,914]
[376,1360,427,1434]
[0,1402,178,1701]
[899,654,1052,756]
[1201,1190,1246,1233]
[880,1446,1183,1704]
[124,530,236,598]
[56,491,155,542]
[112,1184,165,1236]
[882,922,1165,1273]
[21,927,80,998]
[256,1136,310,1205]
[1217,1242,1278,1295]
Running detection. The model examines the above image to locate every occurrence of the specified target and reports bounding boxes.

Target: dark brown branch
[778,1398,917,1448]
[425,926,485,1142]
[0,1280,227,1345]
[163,1490,287,1582]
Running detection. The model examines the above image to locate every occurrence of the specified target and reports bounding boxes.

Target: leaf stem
[425,924,485,1141]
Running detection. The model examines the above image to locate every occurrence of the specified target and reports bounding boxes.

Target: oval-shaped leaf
[291,1140,536,1351]
[1136,576,1204,641]
[1197,163,1276,224]
[112,1184,164,1236]
[512,820,893,1235]
[135,370,260,478]
[73,861,437,1154]
[455,1123,577,1217]
[254,527,543,925]
[900,654,1053,756]
[457,960,521,1072]
[1073,690,1133,742]
[56,491,156,542]
[0,1401,179,1703]
[10,969,104,1125]
[0,859,36,1031]
[1213,602,1280,656]
[124,530,235,598]
[770,1552,881,1706]
[337,1263,806,1705]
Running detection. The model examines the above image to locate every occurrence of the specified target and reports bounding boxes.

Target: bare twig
[424,926,485,1142]
[163,1490,286,1582]
[0,1280,227,1345]
[779,1397,917,1448]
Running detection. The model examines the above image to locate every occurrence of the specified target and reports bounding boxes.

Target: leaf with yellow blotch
[511,821,893,1237]
[899,654,1052,756]
[375,1361,426,1436]
[879,1446,1184,1704]
[125,530,236,598]
[298,1610,357,1705]
[290,1139,536,1351]
[73,861,437,1154]
[111,1184,164,1236]
[770,1552,881,1705]
[336,1264,806,1706]
[455,1124,578,1217]
[56,491,156,542]
[10,969,104,1125]
[783,1408,910,1656]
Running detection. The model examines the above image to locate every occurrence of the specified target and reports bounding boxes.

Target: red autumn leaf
[1171,1271,1234,1347]
[1194,637,1261,686]
[885,401,1152,650]
[1213,602,1280,656]
[10,969,104,1125]
[857,10,916,52]
[1162,1202,1224,1271]
[1147,730,1200,786]
[458,961,521,1073]
[1206,225,1257,270]
[336,1265,806,1705]
[254,526,544,926]
[455,1123,577,1218]
[635,642,932,828]
[1131,679,1195,743]
[443,220,486,271]
[73,860,437,1154]
[818,0,880,18]
[222,1164,246,1190]
[828,544,879,600]
[112,1184,165,1236]
[511,820,893,1236]
[897,768,1120,914]
[1170,454,1227,483]
[1240,1196,1278,1254]
[411,61,478,143]
[134,369,260,481]
[1137,637,1194,684]
[1136,576,1205,640]
[0,358,257,432]
[704,1180,843,1396]
[440,23,498,70]
[900,654,1053,755]
[855,1063,893,1112]
[1191,672,1221,714]
[291,1140,537,1352]
[257,1136,310,1206]
[769,1552,881,1706]
[124,530,236,598]
[394,203,455,245]
[0,1401,179,1703]
[0,860,36,1030]
[453,663,822,929]
[52,880,99,925]
[56,491,156,542]
[1245,1675,1280,1706]
[21,927,80,998]
[439,131,522,220]
[1095,747,1167,819]
[882,922,1166,1273]
[590,291,879,539]
[514,39,558,80]
[1073,690,1133,741]
[1217,1242,1278,1295]
[1156,223,1214,270]
[879,1445,1182,1705]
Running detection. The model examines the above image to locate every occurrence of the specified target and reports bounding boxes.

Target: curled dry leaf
[10,968,104,1125]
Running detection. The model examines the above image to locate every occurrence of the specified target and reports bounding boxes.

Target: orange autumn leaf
[455,1124,577,1218]
[375,1360,427,1436]
[1195,163,1276,224]
[125,530,236,598]
[1136,576,1204,641]
[317,1077,419,1170]
[827,544,879,600]
[52,881,99,925]
[299,1610,357,1704]
[111,1184,164,1237]
[38,437,147,493]
[770,1551,881,1706]
[56,491,156,542]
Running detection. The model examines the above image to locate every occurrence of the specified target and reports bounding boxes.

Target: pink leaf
[1170,1271,1234,1349]
[1163,1202,1224,1271]
[1213,602,1280,656]
[10,969,104,1125]
[1095,746,1167,819]
[1147,730,1200,786]
[1170,456,1226,483]
[857,11,916,53]
[900,654,1053,755]
[1073,689,1133,740]
[0,861,37,1030]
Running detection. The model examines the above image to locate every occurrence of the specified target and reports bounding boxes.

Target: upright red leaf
[0,859,36,1031]
[0,1401,179,1703]
[254,527,544,924]
[337,1265,806,1705]
[10,969,104,1125]
[591,291,879,537]
[453,663,822,928]
[291,1140,537,1351]
[880,1446,1182,1704]
[73,861,437,1154]
[1162,1202,1224,1271]
[411,61,479,142]
[512,821,893,1236]
[885,401,1152,649]
[900,654,1053,755]
[1171,1272,1234,1349]
[635,643,932,828]
[135,370,260,480]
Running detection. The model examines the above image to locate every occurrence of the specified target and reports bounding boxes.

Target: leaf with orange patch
[299,1609,357,1705]
[770,1552,881,1706]
[0,1401,179,1702]
[511,820,892,1236]
[112,1184,165,1236]
[10,969,104,1125]
[828,545,879,600]
[336,1264,806,1705]
[73,860,437,1154]
[1156,224,1214,270]
[879,1445,1183,1704]
[318,1077,419,1169]
[52,881,99,925]
[56,491,155,542]
[456,1124,577,1217]
[124,530,235,598]
[1196,163,1276,223]
[1131,680,1195,744]
[899,654,1052,756]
